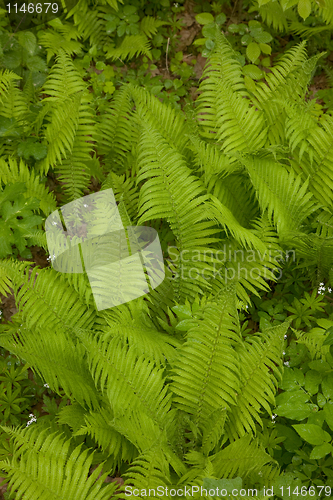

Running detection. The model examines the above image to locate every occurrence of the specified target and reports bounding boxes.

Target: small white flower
[26,414,37,427]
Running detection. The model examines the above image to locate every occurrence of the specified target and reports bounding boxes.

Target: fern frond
[196,31,251,142]
[283,232,333,285]
[103,300,181,364]
[242,156,320,234]
[189,135,239,179]
[292,114,333,208]
[42,49,87,98]
[74,9,106,46]
[38,30,83,62]
[105,34,152,61]
[197,32,266,151]
[214,80,267,152]
[136,122,219,301]
[102,172,139,221]
[40,94,81,174]
[171,286,242,433]
[0,265,12,296]
[75,407,138,464]
[259,1,288,31]
[0,426,118,500]
[123,447,171,490]
[55,94,95,201]
[251,42,310,145]
[0,262,96,332]
[0,70,21,105]
[79,332,172,437]
[130,84,189,155]
[96,86,134,167]
[140,16,167,37]
[254,42,308,100]
[284,100,319,162]
[289,21,333,37]
[57,402,87,432]
[24,230,48,250]
[201,407,228,455]
[0,157,56,215]
[225,322,287,439]
[0,321,100,409]
[294,318,333,360]
[206,174,260,229]
[317,0,333,24]
[0,78,29,121]
[208,195,267,253]
[210,434,278,480]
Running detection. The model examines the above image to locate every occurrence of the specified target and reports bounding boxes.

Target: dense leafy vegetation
[0,0,333,498]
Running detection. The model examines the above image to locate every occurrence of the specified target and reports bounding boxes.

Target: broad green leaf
[276,403,313,420]
[323,401,333,430]
[298,0,312,20]
[0,117,20,138]
[26,56,48,73]
[253,31,273,43]
[246,42,261,63]
[275,424,302,452]
[304,370,322,395]
[280,368,304,390]
[292,423,331,445]
[227,24,239,33]
[260,43,272,55]
[310,442,332,459]
[243,64,264,80]
[307,409,325,426]
[308,359,331,372]
[322,373,333,400]
[317,393,326,407]
[215,13,226,25]
[275,389,309,406]
[172,305,192,320]
[17,141,48,161]
[18,31,36,55]
[281,0,299,10]
[202,23,217,38]
[0,183,26,205]
[248,20,262,28]
[195,13,214,25]
[123,4,137,15]
[241,34,253,45]
[2,50,21,69]
[193,38,206,46]
[322,326,333,345]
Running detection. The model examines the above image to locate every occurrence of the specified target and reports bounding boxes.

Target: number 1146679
[6,2,59,14]
[279,485,331,496]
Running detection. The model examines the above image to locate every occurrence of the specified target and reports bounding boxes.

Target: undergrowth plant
[1,26,333,499]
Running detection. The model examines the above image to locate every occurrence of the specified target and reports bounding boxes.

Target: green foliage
[0,354,33,426]
[1,0,333,498]
[0,426,119,500]
[0,182,44,258]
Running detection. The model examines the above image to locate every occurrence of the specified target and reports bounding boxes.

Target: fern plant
[1,29,333,499]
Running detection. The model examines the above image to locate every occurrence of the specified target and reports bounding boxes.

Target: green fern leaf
[225,322,287,439]
[105,34,152,61]
[171,286,242,433]
[0,426,118,500]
